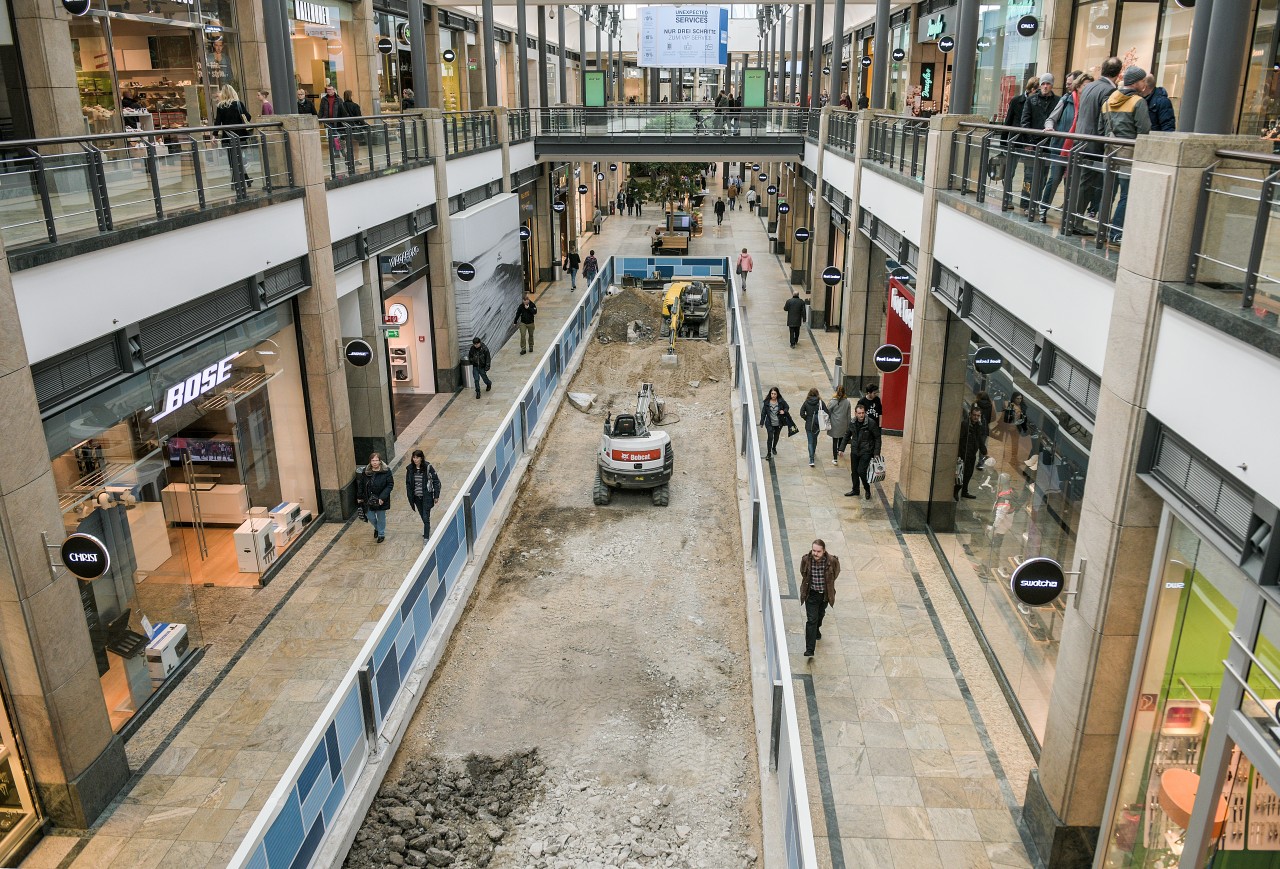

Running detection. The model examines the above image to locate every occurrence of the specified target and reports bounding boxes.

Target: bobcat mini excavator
[593,383,673,507]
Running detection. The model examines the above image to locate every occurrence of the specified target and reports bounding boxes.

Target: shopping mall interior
[0,0,1277,867]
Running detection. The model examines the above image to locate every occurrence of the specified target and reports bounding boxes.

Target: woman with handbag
[1001,391,1030,467]
[736,248,753,290]
[213,85,252,189]
[799,388,824,467]
[758,386,792,461]
[845,404,882,499]
[826,385,851,465]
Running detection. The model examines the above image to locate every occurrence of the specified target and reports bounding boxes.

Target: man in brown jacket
[799,539,840,657]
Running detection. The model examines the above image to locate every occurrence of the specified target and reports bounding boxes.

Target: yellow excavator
[660,281,711,353]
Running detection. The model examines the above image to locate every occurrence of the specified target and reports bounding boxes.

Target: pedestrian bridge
[528,106,811,160]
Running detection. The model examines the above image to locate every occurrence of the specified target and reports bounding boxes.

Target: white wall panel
[445,150,504,198]
[822,150,855,198]
[803,141,820,174]
[932,206,1114,374]
[17,199,308,365]
[335,263,364,300]
[326,164,437,241]
[1148,308,1280,506]
[858,168,922,245]
[510,141,536,173]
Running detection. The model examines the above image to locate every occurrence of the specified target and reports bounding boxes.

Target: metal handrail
[317,114,429,180]
[1185,151,1280,307]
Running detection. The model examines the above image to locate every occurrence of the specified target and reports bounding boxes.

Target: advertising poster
[882,276,915,432]
[639,6,729,68]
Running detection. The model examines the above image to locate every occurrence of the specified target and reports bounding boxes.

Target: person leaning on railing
[1099,66,1152,244]
[1037,71,1089,223]
[1068,56,1122,235]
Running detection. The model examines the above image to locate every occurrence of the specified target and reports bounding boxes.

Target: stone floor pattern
[23,200,1038,869]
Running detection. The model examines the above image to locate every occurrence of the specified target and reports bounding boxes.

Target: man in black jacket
[513,293,537,355]
[1020,74,1057,217]
[1002,77,1038,212]
[467,337,492,399]
[955,404,988,500]
[783,291,806,348]
[844,404,882,499]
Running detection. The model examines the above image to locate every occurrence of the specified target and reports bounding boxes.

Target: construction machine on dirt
[594,383,673,507]
[659,281,711,353]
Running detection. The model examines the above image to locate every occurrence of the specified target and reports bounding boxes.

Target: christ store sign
[882,276,914,431]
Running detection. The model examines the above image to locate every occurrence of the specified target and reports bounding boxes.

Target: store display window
[43,306,319,732]
[887,23,911,114]
[291,0,355,105]
[378,236,436,435]
[441,28,462,111]
[930,336,1091,740]
[376,11,413,110]
[1100,515,1280,867]
[970,0,1044,121]
[1242,0,1280,137]
[0,689,39,866]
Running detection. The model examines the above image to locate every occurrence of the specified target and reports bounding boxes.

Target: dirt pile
[343,751,544,869]
[597,286,663,344]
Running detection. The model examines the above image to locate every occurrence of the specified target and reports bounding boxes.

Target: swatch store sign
[881,277,914,431]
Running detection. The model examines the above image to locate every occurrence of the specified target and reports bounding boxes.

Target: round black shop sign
[442,49,456,62]
[777,202,791,214]
[794,226,811,242]
[759,173,769,182]
[376,35,394,55]
[938,35,956,53]
[860,56,872,69]
[841,62,849,72]
[1010,557,1066,606]
[61,533,110,580]
[874,344,904,373]
[822,266,842,286]
[891,47,906,62]
[344,339,374,367]
[596,172,605,182]
[973,345,1004,374]
[553,200,566,212]
[977,36,993,51]
[767,184,778,196]
[578,183,588,195]
[609,163,618,171]
[1016,15,1040,36]
[752,163,761,171]
[62,0,92,14]
[822,66,831,75]
[519,225,532,240]
[456,262,477,281]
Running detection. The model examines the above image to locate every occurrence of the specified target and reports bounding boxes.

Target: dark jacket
[783,296,806,327]
[855,395,883,428]
[358,466,394,511]
[714,199,725,215]
[583,255,599,278]
[1101,87,1152,140]
[406,462,441,509]
[565,251,581,270]
[1047,91,1078,133]
[758,396,792,430]
[467,342,491,371]
[1076,77,1117,148]
[318,93,347,120]
[975,395,994,428]
[298,97,317,116]
[513,300,537,325]
[401,97,416,110]
[1145,86,1176,132]
[799,552,840,605]
[342,99,363,123]
[1021,90,1057,132]
[799,396,822,433]
[959,417,988,460]
[848,416,881,458]
[212,101,250,138]
[1003,92,1029,143]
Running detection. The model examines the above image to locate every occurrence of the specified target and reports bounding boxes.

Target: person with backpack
[357,452,394,543]
[582,249,599,284]
[406,449,442,542]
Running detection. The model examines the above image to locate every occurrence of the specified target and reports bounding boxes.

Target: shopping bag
[357,506,367,523]
[818,404,831,432]
[867,456,887,485]
[955,457,965,483]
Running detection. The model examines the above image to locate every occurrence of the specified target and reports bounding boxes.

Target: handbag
[867,455,886,485]
[818,404,831,432]
[955,457,965,483]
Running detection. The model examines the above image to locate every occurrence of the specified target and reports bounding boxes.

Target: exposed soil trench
[344,289,760,869]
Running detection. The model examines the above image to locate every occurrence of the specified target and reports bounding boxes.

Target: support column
[951,0,980,113]
[608,32,616,103]
[805,109,832,312]
[283,114,358,516]
[829,0,848,105]
[837,110,874,394]
[408,0,430,109]
[558,9,569,104]
[517,0,530,107]
[423,110,462,391]
[346,258,395,464]
[776,17,788,102]
[809,0,825,110]
[789,3,800,104]
[534,172,557,283]
[351,0,380,109]
[871,0,890,108]
[1178,0,1214,130]
[799,5,812,107]
[1024,131,1271,867]
[424,16,445,112]
[482,0,499,106]
[1194,0,1254,133]
[232,0,272,115]
[0,242,129,828]
[579,10,587,103]
[537,7,550,108]
[262,0,298,115]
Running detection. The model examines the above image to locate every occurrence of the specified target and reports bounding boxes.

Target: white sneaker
[831,459,838,465]
[809,461,815,467]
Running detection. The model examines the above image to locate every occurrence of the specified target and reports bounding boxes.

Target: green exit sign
[386,329,399,338]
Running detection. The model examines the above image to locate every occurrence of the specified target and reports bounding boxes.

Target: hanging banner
[584,71,606,107]
[639,6,729,68]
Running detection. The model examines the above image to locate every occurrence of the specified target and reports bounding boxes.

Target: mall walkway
[20,218,628,869]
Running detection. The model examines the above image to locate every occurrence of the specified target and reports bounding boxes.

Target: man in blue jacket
[1141,74,1177,132]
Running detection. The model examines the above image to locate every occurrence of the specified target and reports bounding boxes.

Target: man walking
[799,539,840,658]
[1101,66,1152,243]
[844,403,882,499]
[513,293,537,355]
[713,196,726,226]
[954,404,988,500]
[1071,56,1121,235]
[564,247,581,290]
[783,290,806,348]
[467,336,492,399]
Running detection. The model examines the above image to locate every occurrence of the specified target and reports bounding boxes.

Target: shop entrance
[377,236,437,436]
[0,685,39,866]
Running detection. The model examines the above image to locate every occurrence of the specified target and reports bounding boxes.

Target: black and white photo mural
[451,194,523,354]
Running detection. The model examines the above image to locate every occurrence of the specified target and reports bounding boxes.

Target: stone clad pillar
[350,0,380,109]
[496,107,512,193]
[282,114,358,517]
[423,110,462,391]
[835,110,873,394]
[1024,132,1271,867]
[425,14,446,112]
[346,258,395,464]
[534,172,557,283]
[0,237,129,827]
[11,0,85,138]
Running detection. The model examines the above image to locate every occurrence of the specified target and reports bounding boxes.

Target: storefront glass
[930,333,1091,739]
[291,0,355,106]
[825,218,847,331]
[0,688,38,865]
[71,0,243,134]
[378,236,436,436]
[973,0,1043,122]
[441,29,463,111]
[375,11,412,110]
[1098,514,1280,867]
[886,23,911,114]
[1152,0,1195,118]
[1242,0,1280,136]
[44,305,318,732]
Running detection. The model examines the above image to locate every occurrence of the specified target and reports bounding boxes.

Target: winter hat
[1038,73,1054,85]
[1123,66,1147,87]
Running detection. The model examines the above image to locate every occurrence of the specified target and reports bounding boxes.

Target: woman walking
[212,85,251,188]
[826,385,851,464]
[1001,391,1030,467]
[358,453,394,542]
[405,449,442,542]
[799,388,823,467]
[758,387,793,461]
[583,249,599,284]
[736,248,753,290]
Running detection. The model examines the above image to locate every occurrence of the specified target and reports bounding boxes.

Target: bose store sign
[151,353,238,423]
